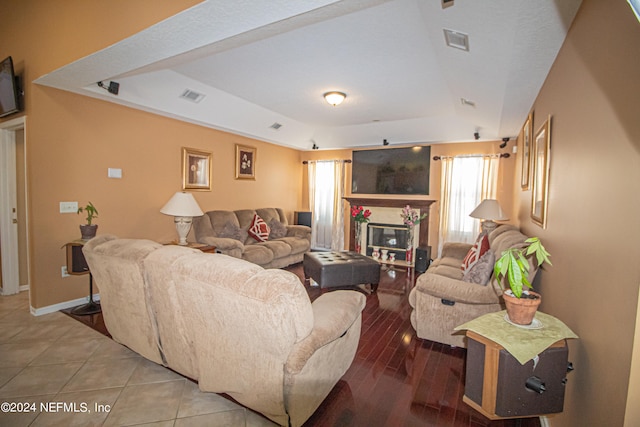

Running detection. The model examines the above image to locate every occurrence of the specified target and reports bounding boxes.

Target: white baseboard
[540,415,551,427]
[30,293,101,316]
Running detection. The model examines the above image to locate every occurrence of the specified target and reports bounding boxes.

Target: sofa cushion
[243,244,275,265]
[278,236,310,255]
[248,214,271,242]
[462,250,495,285]
[461,233,489,273]
[258,240,292,258]
[219,221,248,242]
[268,219,288,240]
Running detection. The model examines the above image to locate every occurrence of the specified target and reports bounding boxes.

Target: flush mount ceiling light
[323,91,346,106]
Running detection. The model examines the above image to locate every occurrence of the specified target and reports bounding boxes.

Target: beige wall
[0,0,303,308]
[510,1,640,426]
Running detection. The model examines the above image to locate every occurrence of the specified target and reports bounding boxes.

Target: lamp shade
[160,192,204,217]
[469,199,508,221]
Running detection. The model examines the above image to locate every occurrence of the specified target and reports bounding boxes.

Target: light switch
[60,201,78,213]
[108,168,122,179]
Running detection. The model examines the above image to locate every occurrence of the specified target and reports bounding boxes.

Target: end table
[63,240,101,315]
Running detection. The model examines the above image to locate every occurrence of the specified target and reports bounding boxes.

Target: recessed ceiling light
[444,29,469,51]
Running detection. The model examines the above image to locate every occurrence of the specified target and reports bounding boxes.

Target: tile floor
[0,291,278,427]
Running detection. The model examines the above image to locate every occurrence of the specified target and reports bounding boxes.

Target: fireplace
[344,197,435,253]
[366,223,411,261]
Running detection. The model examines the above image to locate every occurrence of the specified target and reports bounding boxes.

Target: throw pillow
[268,219,288,240]
[218,222,248,242]
[248,214,270,242]
[461,233,490,273]
[462,250,495,285]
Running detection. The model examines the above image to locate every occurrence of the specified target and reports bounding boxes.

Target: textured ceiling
[35,0,583,150]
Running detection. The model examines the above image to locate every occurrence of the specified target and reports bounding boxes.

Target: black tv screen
[351,146,431,195]
[0,56,20,118]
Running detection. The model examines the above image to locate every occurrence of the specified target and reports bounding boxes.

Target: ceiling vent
[180,89,205,103]
[444,29,469,51]
[270,122,283,130]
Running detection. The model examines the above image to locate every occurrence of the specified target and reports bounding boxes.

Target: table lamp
[469,199,508,234]
[160,191,204,245]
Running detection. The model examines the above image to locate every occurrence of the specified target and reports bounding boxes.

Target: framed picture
[531,116,551,228]
[520,112,533,190]
[235,144,256,180]
[182,147,212,191]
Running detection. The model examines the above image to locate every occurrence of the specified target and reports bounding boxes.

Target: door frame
[0,116,28,296]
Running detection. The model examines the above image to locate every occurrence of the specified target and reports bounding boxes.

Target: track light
[97,81,120,95]
[474,132,480,140]
[500,137,509,149]
[383,139,389,146]
[312,143,319,150]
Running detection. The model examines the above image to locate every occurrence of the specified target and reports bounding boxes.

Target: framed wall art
[531,116,551,228]
[182,147,212,191]
[235,144,256,180]
[520,112,533,190]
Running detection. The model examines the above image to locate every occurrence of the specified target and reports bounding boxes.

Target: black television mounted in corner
[0,56,21,118]
[351,146,431,195]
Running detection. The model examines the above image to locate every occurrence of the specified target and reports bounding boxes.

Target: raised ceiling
[35,0,582,151]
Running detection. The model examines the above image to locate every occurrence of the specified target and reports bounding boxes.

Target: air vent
[444,29,469,51]
[180,89,205,103]
[269,122,283,130]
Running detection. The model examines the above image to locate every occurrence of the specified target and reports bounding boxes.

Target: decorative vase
[80,224,98,241]
[405,225,414,263]
[503,290,541,325]
[354,222,362,253]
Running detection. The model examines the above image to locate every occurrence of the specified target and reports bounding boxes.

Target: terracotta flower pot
[80,224,98,240]
[503,290,541,325]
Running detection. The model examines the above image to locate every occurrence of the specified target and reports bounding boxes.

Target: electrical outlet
[61,266,70,278]
[60,201,78,213]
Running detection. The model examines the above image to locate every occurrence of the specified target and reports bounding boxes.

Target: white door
[0,116,25,295]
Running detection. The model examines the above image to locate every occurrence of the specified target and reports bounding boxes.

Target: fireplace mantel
[344,197,436,250]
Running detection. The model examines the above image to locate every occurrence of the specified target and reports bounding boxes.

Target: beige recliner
[83,235,365,427]
[408,225,537,347]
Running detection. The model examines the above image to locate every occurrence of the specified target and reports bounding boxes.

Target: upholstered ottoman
[303,251,381,291]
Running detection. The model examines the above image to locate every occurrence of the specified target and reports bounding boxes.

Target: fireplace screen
[366,223,410,260]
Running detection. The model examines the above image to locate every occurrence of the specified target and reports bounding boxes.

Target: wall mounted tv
[0,56,21,118]
[351,146,431,195]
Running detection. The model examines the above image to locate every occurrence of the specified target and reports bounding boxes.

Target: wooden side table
[63,240,101,315]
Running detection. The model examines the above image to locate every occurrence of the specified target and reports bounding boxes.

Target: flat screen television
[351,146,431,195]
[0,56,21,118]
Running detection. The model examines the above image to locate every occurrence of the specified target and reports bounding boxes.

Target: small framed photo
[520,112,533,190]
[182,147,212,191]
[235,144,256,180]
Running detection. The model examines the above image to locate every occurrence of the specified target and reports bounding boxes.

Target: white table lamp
[160,192,204,245]
[469,199,509,233]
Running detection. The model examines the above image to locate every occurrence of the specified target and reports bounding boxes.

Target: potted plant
[78,201,99,240]
[494,237,552,325]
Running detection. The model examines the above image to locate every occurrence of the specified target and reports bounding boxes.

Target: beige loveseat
[83,235,365,426]
[193,207,311,268]
[408,225,537,347]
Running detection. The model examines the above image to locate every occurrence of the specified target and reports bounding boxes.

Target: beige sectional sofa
[83,235,365,427]
[408,225,537,347]
[192,207,311,268]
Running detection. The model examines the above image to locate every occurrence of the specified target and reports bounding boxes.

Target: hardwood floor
[65,262,540,427]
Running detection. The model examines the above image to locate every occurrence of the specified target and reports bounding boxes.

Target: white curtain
[438,155,500,256]
[308,160,345,251]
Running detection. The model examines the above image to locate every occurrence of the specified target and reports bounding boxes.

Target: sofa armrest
[286,224,311,240]
[414,272,502,305]
[198,236,244,253]
[440,242,473,260]
[285,290,365,374]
